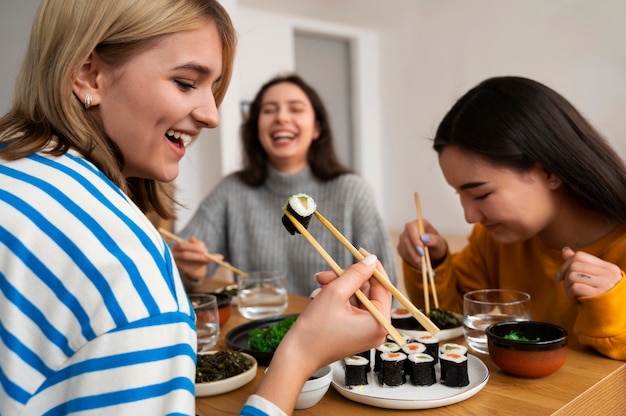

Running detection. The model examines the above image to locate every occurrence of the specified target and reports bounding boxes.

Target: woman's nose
[192,95,220,128]
[462,200,483,224]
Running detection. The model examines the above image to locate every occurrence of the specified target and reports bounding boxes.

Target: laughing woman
[172,74,397,296]
[0,1,394,415]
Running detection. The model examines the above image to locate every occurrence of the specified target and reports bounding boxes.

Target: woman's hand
[397,220,448,269]
[254,255,391,413]
[559,247,623,303]
[170,237,222,281]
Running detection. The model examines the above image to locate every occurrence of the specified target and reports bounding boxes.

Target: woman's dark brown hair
[433,76,626,222]
[237,74,352,187]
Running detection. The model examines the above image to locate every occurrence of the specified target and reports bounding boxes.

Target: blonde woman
[0,1,392,415]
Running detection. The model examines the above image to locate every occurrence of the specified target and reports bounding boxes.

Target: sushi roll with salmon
[408,353,436,386]
[415,334,440,363]
[344,355,370,388]
[440,352,470,387]
[377,352,407,387]
[281,193,317,235]
[401,342,426,377]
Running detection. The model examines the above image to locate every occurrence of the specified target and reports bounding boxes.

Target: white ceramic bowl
[295,365,333,409]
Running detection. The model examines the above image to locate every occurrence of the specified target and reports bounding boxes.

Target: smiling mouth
[272,132,295,142]
[166,130,193,148]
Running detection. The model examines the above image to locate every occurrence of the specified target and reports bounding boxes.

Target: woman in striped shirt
[0,1,393,415]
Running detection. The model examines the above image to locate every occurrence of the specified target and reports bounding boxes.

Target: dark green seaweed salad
[503,331,540,342]
[392,308,462,330]
[248,314,299,352]
[196,350,253,383]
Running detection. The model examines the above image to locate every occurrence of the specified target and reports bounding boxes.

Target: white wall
[2,0,626,240]
[380,0,626,236]
[235,0,626,237]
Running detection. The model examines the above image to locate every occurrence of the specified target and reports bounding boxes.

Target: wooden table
[194,280,626,415]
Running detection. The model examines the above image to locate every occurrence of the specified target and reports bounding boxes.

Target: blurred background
[2,0,625,243]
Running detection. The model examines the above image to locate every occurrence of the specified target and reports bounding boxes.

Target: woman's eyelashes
[174,79,196,91]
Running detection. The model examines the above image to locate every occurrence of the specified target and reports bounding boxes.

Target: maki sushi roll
[355,349,372,372]
[374,342,400,372]
[415,334,440,363]
[391,309,422,330]
[439,343,468,357]
[377,352,407,387]
[281,193,317,235]
[344,355,370,388]
[401,342,426,377]
[440,352,470,387]
[408,353,436,386]
[387,332,412,345]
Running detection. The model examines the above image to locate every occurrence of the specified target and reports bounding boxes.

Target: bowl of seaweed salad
[226,314,299,365]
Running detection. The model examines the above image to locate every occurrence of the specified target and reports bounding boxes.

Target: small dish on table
[195,350,257,397]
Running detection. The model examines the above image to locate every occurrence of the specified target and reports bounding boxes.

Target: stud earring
[84,93,92,109]
[549,180,557,186]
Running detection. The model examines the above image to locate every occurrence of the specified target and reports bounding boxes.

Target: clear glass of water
[189,293,220,351]
[237,271,288,320]
[463,289,531,354]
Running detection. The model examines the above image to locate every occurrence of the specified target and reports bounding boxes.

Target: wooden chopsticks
[414,192,438,314]
[282,208,408,346]
[312,211,439,335]
[158,228,249,278]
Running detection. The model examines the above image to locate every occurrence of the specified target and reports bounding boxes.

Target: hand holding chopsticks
[414,192,439,314]
[282,208,409,346]
[312,211,439,335]
[158,228,249,278]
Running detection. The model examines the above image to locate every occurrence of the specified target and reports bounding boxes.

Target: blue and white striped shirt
[0,151,196,415]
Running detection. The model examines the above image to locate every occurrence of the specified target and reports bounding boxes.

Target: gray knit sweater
[179,165,397,296]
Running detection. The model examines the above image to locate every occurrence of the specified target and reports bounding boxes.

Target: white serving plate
[331,354,489,409]
[391,310,464,341]
[195,351,257,397]
[399,325,464,342]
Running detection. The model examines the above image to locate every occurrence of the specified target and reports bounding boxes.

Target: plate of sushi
[331,341,489,409]
[391,308,464,341]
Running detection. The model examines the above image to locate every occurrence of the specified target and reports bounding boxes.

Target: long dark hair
[434,76,626,222]
[237,74,352,187]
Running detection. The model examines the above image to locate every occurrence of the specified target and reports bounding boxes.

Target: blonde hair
[0,0,236,218]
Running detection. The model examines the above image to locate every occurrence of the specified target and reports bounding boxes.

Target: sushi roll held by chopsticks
[281,193,317,235]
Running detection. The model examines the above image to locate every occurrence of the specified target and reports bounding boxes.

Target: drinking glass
[463,289,531,354]
[237,271,288,319]
[189,293,220,351]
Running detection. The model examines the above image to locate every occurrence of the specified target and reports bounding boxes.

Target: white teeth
[273,133,294,140]
[167,129,194,148]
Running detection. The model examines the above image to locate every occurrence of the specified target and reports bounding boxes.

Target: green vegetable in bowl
[196,349,252,383]
[248,315,298,352]
[428,308,462,329]
[503,330,540,341]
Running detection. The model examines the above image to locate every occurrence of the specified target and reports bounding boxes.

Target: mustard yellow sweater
[403,223,626,360]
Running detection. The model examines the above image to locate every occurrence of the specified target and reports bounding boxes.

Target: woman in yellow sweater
[399,76,626,360]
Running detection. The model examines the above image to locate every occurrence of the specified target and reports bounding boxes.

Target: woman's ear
[546,172,562,189]
[72,53,101,109]
[312,121,321,140]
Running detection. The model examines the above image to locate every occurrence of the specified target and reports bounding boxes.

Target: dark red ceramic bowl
[486,321,567,378]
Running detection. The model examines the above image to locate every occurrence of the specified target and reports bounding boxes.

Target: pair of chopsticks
[158,228,249,278]
[414,192,439,314]
[283,208,439,345]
